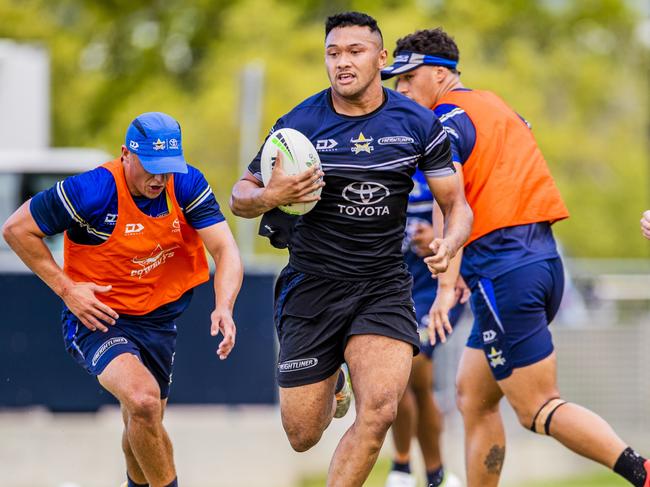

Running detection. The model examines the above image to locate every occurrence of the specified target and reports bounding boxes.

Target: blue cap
[125,112,187,174]
[381,51,458,80]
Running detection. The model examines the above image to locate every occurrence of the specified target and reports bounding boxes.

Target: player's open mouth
[337,72,356,83]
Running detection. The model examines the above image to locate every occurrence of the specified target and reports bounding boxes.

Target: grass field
[300,458,629,486]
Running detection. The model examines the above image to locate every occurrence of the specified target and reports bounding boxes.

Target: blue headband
[381,51,458,80]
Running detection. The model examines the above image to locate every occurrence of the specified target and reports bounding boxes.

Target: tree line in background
[1,0,648,257]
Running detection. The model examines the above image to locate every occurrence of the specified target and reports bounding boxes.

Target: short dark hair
[325,11,383,42]
[394,28,459,72]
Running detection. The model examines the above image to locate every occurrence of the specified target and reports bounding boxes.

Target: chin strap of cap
[530,397,568,435]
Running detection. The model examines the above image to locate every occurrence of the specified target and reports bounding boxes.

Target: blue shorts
[415,299,466,359]
[62,309,177,399]
[466,258,564,380]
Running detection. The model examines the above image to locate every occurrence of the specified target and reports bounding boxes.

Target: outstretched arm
[2,200,118,331]
[197,220,243,360]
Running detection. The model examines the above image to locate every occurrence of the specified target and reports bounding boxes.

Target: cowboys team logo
[153,138,166,151]
[488,347,506,368]
[130,243,179,278]
[350,132,374,154]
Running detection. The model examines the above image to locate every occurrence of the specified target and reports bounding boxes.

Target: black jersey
[249,88,454,279]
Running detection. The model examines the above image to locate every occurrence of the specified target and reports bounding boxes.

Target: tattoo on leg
[484,445,505,475]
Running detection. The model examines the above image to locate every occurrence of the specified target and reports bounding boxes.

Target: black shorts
[274,265,419,388]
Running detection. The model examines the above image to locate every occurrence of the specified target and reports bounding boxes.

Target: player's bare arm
[424,169,472,275]
[2,200,119,332]
[197,221,243,360]
[230,151,324,218]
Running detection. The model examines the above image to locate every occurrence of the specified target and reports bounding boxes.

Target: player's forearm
[437,248,462,290]
[2,222,72,298]
[230,180,277,218]
[211,241,243,313]
[441,197,473,256]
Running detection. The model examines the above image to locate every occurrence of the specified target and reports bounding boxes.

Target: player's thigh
[99,352,161,407]
[456,346,503,414]
[345,334,413,418]
[279,371,339,434]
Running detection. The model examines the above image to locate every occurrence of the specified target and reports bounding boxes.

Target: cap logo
[153,138,166,151]
[129,140,139,151]
[169,138,179,150]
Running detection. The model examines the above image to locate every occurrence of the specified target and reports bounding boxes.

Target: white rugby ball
[261,128,322,215]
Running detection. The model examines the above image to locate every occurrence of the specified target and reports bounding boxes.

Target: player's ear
[378,47,387,69]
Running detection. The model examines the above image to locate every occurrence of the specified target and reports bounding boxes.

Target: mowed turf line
[300,458,629,486]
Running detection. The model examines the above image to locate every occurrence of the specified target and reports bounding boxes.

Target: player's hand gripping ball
[261,128,323,215]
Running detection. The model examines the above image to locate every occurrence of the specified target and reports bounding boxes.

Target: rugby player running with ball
[231,12,472,487]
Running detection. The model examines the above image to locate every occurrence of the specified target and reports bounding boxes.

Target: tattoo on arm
[484,445,505,475]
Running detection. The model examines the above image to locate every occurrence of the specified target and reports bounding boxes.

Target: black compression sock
[426,466,444,486]
[613,447,647,487]
[391,460,411,474]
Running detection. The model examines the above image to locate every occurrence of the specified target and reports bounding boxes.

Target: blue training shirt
[433,89,560,281]
[30,162,224,320]
[249,87,455,279]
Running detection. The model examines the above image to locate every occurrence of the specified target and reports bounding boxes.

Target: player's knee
[456,382,498,417]
[285,427,323,452]
[522,397,568,435]
[126,392,161,424]
[357,397,398,441]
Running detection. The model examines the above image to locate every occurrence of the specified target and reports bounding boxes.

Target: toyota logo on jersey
[342,182,390,205]
[339,181,391,217]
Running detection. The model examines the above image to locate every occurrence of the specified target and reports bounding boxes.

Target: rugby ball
[261,128,322,215]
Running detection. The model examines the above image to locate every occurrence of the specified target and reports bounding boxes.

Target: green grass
[300,458,629,486]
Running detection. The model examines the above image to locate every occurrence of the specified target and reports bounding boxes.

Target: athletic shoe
[385,471,417,487]
[334,365,352,418]
[440,471,463,487]
[120,483,128,487]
